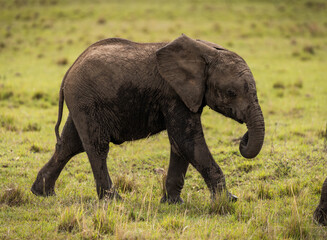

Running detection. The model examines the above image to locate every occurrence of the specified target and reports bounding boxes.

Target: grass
[57,207,82,233]
[0,185,29,207]
[0,0,327,239]
[210,190,236,215]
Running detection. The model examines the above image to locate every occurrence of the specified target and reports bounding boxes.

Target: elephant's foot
[160,194,184,204]
[211,191,238,203]
[101,188,122,201]
[228,192,238,202]
[314,207,327,226]
[31,175,56,197]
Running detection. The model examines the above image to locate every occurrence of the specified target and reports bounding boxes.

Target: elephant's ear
[156,34,209,113]
[196,39,227,51]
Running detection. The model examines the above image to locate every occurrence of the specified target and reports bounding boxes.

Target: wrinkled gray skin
[314,178,327,225]
[31,35,265,203]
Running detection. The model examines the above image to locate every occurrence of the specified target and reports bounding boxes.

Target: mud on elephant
[31,34,265,203]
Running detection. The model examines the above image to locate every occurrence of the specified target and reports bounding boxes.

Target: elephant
[314,177,327,225]
[31,34,265,203]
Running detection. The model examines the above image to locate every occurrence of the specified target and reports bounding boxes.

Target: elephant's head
[157,34,265,158]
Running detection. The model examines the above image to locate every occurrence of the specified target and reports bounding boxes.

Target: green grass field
[1,0,327,239]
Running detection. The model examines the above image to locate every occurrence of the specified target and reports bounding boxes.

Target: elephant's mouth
[215,106,244,124]
[227,108,244,124]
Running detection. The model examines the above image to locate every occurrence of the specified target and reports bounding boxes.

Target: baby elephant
[31,34,265,203]
[314,178,327,225]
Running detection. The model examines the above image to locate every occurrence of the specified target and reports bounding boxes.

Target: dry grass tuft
[273,82,285,89]
[57,207,82,233]
[0,114,17,131]
[0,90,13,100]
[97,17,106,25]
[32,91,48,100]
[257,182,274,200]
[161,215,185,232]
[284,196,309,239]
[56,58,68,66]
[0,185,28,206]
[115,175,137,193]
[30,144,42,153]
[23,122,41,132]
[209,191,236,215]
[93,208,116,235]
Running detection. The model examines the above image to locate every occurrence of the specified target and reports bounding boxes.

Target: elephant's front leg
[182,136,237,201]
[161,146,189,204]
[164,108,236,202]
[188,136,227,196]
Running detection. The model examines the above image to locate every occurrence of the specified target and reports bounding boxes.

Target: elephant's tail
[53,45,91,146]
[54,77,66,146]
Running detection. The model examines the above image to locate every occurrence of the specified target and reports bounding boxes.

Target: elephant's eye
[227,89,237,98]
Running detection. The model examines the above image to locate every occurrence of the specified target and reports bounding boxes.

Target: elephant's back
[62,38,168,120]
[64,38,165,91]
[89,37,167,49]
[67,38,166,81]
[79,38,167,62]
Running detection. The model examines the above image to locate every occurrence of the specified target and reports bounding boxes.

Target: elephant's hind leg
[84,143,118,199]
[31,115,84,196]
[71,113,120,200]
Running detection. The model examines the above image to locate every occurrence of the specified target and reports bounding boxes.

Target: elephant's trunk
[239,103,265,159]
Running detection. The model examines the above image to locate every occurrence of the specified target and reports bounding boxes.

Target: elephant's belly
[111,126,166,145]
[110,120,166,144]
[108,108,167,144]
